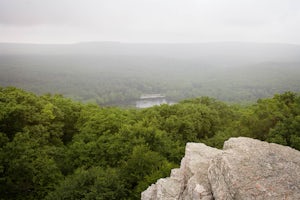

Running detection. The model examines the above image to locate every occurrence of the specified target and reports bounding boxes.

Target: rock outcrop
[141,137,300,200]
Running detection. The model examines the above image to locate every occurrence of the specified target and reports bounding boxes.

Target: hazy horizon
[1,0,300,44]
[1,41,300,105]
[2,41,300,46]
[1,0,300,105]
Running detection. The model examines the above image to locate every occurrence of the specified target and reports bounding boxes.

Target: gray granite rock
[141,142,221,200]
[208,137,300,200]
[141,137,300,200]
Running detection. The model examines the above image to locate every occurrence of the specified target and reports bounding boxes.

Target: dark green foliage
[123,145,176,199]
[45,167,126,200]
[1,132,63,199]
[0,87,300,199]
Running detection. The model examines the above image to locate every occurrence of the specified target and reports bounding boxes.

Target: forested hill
[1,87,300,199]
[1,42,300,105]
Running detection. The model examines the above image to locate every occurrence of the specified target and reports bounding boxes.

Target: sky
[0,0,300,44]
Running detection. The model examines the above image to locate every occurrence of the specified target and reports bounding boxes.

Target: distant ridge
[1,42,300,67]
[1,41,300,104]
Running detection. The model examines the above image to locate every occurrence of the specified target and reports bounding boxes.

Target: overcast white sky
[0,0,300,44]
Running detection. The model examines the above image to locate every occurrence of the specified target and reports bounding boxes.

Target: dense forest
[1,42,300,106]
[1,87,300,199]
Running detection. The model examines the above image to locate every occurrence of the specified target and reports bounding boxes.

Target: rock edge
[141,137,300,200]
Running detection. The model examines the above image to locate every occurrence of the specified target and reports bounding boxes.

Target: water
[136,94,169,108]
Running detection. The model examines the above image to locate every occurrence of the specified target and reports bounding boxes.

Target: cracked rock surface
[141,137,300,200]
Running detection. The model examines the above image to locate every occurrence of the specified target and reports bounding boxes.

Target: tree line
[0,87,299,199]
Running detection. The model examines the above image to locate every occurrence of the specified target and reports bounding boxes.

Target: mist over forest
[1,42,300,106]
[2,0,300,199]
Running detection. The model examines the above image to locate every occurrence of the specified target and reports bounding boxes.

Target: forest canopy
[1,87,300,199]
[1,42,300,106]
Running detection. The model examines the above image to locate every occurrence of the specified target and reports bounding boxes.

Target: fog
[1,1,300,106]
[1,42,300,66]
[0,0,300,44]
[1,42,300,106]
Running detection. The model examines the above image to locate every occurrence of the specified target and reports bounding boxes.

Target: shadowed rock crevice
[141,137,300,200]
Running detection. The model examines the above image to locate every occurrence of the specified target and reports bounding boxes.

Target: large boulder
[141,143,221,200]
[141,137,300,200]
[208,137,300,200]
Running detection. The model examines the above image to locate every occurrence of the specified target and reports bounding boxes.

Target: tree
[1,132,62,200]
[46,167,126,200]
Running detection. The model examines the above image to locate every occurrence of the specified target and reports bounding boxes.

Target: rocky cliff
[141,137,300,200]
